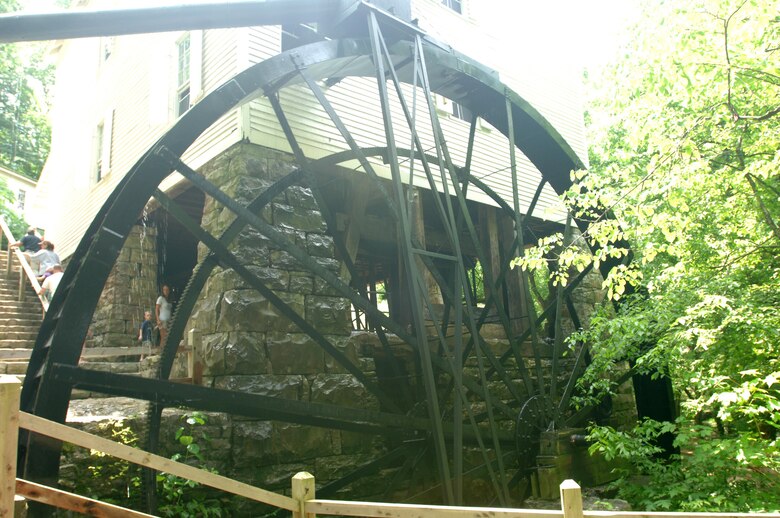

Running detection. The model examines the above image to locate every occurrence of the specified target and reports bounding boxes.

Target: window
[101,37,114,61]
[16,189,25,211]
[281,23,320,51]
[441,0,462,13]
[451,101,472,121]
[95,110,114,183]
[176,34,191,117]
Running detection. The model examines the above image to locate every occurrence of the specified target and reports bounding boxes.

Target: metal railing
[0,215,49,312]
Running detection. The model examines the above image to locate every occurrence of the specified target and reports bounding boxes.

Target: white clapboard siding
[38,2,584,260]
[38,28,244,259]
[245,60,566,221]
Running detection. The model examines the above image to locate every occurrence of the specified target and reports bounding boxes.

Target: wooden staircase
[0,251,43,382]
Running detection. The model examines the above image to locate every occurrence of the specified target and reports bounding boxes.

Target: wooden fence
[2,376,780,518]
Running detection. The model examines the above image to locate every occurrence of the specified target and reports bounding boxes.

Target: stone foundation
[88,224,158,350]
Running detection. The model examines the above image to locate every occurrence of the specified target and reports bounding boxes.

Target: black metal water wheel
[19,7,624,510]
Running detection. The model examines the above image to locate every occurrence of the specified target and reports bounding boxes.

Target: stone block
[224,332,270,375]
[305,295,350,335]
[247,462,310,490]
[275,224,307,247]
[314,276,341,296]
[271,422,337,460]
[340,430,384,455]
[232,420,274,467]
[314,453,375,481]
[306,233,335,258]
[267,332,324,375]
[270,249,302,270]
[217,290,302,333]
[191,292,222,334]
[286,185,318,210]
[213,374,307,400]
[273,204,325,233]
[233,176,273,205]
[245,266,290,291]
[310,374,378,410]
[288,272,314,294]
[323,336,359,374]
[267,155,298,180]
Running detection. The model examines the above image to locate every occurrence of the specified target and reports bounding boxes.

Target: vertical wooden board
[291,471,316,518]
[559,479,584,518]
[0,376,21,518]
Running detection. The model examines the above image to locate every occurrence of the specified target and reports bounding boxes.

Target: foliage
[518,0,780,511]
[69,420,142,505]
[0,176,28,245]
[0,0,53,180]
[71,413,233,516]
[157,412,232,518]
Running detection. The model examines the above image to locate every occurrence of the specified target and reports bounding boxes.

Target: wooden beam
[306,499,563,518]
[19,412,297,511]
[1,376,22,518]
[16,478,155,518]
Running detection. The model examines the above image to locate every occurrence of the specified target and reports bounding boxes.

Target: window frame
[441,0,462,14]
[94,109,114,183]
[175,33,191,118]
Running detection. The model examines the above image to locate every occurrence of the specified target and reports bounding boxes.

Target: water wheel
[19,5,625,510]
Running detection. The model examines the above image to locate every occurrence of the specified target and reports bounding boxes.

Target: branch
[735,105,780,122]
[715,236,777,270]
[722,0,751,120]
[746,173,780,242]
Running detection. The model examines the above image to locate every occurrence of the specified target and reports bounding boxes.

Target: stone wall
[186,143,386,507]
[88,224,158,349]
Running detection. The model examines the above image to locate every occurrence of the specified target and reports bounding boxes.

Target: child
[138,311,154,360]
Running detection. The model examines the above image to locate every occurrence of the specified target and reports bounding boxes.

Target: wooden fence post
[1,375,22,518]
[187,329,203,385]
[560,479,584,518]
[291,471,315,518]
[5,247,10,279]
[18,265,25,302]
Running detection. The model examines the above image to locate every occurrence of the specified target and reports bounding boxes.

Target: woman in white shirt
[155,284,173,348]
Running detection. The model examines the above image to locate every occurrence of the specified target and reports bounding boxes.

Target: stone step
[0,334,38,340]
[0,361,29,375]
[0,315,42,324]
[0,303,41,311]
[0,324,41,333]
[0,348,33,360]
[0,292,38,301]
[0,339,34,348]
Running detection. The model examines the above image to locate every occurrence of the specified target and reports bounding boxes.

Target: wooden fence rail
[3,376,780,518]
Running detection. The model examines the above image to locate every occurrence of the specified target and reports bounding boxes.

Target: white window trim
[95,108,114,183]
[174,31,204,118]
[190,30,204,103]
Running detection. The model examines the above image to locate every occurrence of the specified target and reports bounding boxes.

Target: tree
[0,176,28,246]
[0,0,53,180]
[518,0,780,510]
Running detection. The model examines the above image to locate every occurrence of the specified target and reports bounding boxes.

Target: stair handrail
[0,215,49,312]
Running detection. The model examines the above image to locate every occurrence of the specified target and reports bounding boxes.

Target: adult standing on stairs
[10,226,41,253]
[38,264,63,302]
[155,284,172,350]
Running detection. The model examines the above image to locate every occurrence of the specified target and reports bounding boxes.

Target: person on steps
[156,284,172,350]
[39,263,63,302]
[11,226,41,253]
